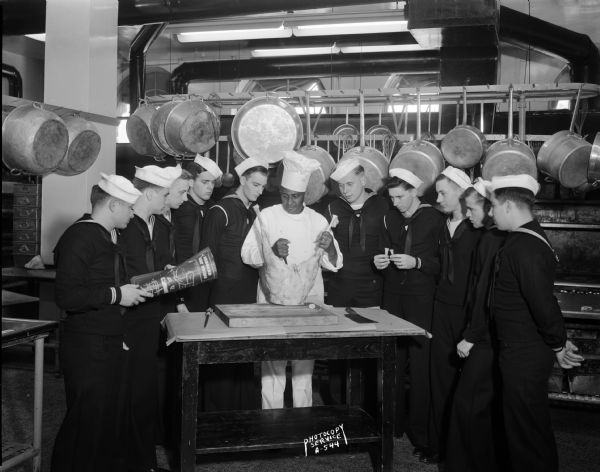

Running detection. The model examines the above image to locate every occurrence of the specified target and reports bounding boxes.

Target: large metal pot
[126,102,166,160]
[390,88,444,196]
[537,85,592,188]
[441,87,487,169]
[589,132,600,184]
[339,90,389,192]
[150,100,182,157]
[231,95,303,165]
[164,99,219,156]
[482,85,537,180]
[55,115,102,176]
[2,103,69,174]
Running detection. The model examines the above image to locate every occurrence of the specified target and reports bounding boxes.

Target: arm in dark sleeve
[513,245,566,349]
[416,216,442,277]
[199,205,227,266]
[54,234,113,312]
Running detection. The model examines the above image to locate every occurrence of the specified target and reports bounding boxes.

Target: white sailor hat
[194,154,223,179]
[234,156,268,177]
[441,166,472,190]
[98,173,141,205]
[330,157,362,182]
[163,164,183,183]
[134,165,178,188]
[472,177,491,199]
[281,151,321,192]
[388,168,424,190]
[490,174,540,195]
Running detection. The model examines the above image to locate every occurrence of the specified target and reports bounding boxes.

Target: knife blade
[344,307,375,324]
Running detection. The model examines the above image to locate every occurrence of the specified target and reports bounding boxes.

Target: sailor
[51,174,151,472]
[241,150,343,409]
[445,178,506,472]
[374,168,444,459]
[325,157,389,410]
[172,155,222,312]
[429,166,481,463]
[119,164,180,472]
[488,174,583,472]
[199,156,268,411]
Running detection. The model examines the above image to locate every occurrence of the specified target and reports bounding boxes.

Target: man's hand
[272,238,290,259]
[390,253,417,270]
[457,339,474,358]
[556,340,585,369]
[119,284,153,307]
[316,231,333,250]
[374,254,390,270]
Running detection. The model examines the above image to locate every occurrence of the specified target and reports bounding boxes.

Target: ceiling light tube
[177,25,291,43]
[251,45,340,58]
[293,20,408,37]
[341,44,423,54]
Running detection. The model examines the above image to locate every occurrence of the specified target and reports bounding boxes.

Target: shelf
[548,392,600,406]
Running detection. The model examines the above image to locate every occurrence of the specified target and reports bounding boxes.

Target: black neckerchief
[440,218,469,284]
[132,215,156,273]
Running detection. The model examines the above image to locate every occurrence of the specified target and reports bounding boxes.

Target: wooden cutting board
[214,303,339,328]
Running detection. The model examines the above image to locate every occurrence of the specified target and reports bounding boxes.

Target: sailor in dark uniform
[51,174,151,472]
[374,168,444,458]
[488,174,583,472]
[445,179,506,472]
[325,157,389,411]
[199,156,268,411]
[120,164,180,472]
[172,155,222,311]
[429,166,481,463]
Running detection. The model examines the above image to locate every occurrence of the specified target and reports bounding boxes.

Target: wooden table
[1,317,58,472]
[164,306,429,472]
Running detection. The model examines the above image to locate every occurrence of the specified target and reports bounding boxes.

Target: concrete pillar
[41,0,119,264]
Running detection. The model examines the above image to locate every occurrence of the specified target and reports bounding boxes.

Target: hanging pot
[2,103,69,174]
[441,87,487,169]
[231,95,303,165]
[537,85,592,188]
[482,85,537,180]
[150,100,183,157]
[339,90,389,192]
[390,88,444,196]
[164,99,220,156]
[55,115,102,176]
[332,108,359,160]
[126,102,166,160]
[588,132,600,184]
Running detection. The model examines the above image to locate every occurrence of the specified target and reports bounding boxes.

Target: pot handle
[462,87,468,126]
[569,84,583,133]
[507,84,514,141]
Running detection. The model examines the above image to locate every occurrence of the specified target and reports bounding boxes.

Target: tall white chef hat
[490,174,540,195]
[98,173,141,204]
[388,168,424,190]
[234,156,268,177]
[281,151,321,192]
[134,165,178,188]
[194,154,223,179]
[441,166,472,190]
[330,157,362,182]
[472,177,491,199]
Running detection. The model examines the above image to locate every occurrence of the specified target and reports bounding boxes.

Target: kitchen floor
[2,346,600,472]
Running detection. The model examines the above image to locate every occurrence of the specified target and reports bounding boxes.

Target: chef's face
[240,171,267,203]
[191,171,217,203]
[465,193,486,228]
[165,178,191,210]
[280,187,305,214]
[111,198,135,229]
[388,185,417,214]
[490,194,510,230]
[436,178,462,214]
[338,171,366,204]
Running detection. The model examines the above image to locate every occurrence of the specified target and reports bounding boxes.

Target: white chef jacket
[241,204,343,303]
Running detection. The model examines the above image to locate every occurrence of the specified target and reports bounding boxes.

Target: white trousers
[261,359,314,409]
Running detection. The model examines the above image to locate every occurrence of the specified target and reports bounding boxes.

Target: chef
[429,166,481,464]
[241,150,343,409]
[488,174,583,472]
[119,164,180,472]
[172,155,222,312]
[325,157,389,409]
[199,156,268,411]
[51,174,151,472]
[374,168,444,460]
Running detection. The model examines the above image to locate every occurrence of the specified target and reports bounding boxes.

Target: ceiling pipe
[170,51,442,93]
[2,63,23,98]
[129,22,168,113]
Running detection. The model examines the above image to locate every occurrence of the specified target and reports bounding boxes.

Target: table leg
[180,343,199,472]
[32,337,45,472]
[375,338,396,472]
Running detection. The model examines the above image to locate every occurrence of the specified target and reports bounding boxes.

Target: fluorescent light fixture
[341,44,423,54]
[251,45,340,58]
[293,20,408,37]
[26,34,46,42]
[178,24,291,43]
